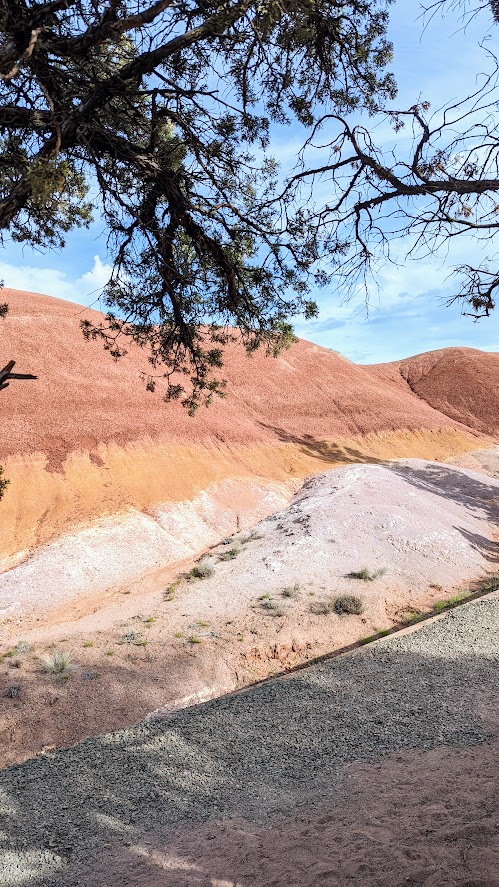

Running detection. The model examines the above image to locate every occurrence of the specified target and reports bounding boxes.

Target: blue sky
[1,0,498,364]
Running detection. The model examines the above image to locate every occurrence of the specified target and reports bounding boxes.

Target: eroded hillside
[1,289,496,566]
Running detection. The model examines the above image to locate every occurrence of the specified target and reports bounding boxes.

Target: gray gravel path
[1,599,498,887]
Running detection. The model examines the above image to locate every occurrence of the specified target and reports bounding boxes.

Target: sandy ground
[1,456,497,767]
[104,740,499,887]
[0,597,497,887]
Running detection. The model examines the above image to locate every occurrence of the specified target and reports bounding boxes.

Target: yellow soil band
[0,427,487,561]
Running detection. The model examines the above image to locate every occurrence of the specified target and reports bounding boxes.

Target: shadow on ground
[0,601,498,887]
[390,462,499,562]
[391,461,499,523]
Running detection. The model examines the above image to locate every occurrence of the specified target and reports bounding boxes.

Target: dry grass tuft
[189,556,216,579]
[41,651,76,676]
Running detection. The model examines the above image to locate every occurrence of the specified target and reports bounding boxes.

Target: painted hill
[368,348,499,437]
[0,288,496,564]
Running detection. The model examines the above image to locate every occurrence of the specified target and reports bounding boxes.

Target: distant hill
[367,348,499,437]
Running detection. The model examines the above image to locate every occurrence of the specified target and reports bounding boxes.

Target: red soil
[369,347,499,436]
[0,288,496,463]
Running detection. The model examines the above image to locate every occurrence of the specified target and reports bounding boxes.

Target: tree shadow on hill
[1,606,498,887]
[388,462,498,564]
[456,527,499,564]
[261,423,382,465]
[390,461,499,526]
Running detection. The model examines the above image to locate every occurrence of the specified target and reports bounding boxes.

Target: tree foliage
[0,0,497,419]
[287,0,499,318]
[0,0,394,410]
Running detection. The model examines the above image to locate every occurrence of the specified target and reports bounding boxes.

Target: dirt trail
[0,597,497,887]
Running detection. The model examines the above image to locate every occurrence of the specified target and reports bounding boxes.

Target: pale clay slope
[0,476,296,618]
[2,458,497,626]
[154,457,498,637]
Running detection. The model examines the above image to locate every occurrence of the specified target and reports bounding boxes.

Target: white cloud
[78,255,113,295]
[0,255,112,307]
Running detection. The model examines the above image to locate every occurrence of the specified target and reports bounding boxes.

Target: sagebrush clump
[333,595,364,615]
[347,567,386,582]
[14,641,32,654]
[310,597,336,616]
[311,595,364,616]
[189,556,216,579]
[260,599,285,617]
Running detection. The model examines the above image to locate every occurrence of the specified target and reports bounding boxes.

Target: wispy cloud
[295,262,499,363]
[0,1,497,366]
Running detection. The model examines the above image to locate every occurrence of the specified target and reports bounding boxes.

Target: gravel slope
[0,598,498,886]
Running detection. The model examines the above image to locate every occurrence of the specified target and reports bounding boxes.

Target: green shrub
[218,543,241,561]
[399,609,423,625]
[281,583,300,598]
[479,575,499,593]
[164,578,183,601]
[433,591,471,613]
